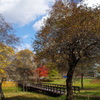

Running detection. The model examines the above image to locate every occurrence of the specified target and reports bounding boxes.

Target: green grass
[73,78,100,88]
[49,78,100,89]
[4,92,59,100]
[3,86,22,93]
[3,91,100,100]
[2,78,100,100]
[46,78,66,84]
[44,78,100,97]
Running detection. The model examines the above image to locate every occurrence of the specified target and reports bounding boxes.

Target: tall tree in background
[33,0,100,100]
[0,15,19,100]
[75,59,95,89]
[0,43,14,100]
[8,49,36,91]
[0,15,19,47]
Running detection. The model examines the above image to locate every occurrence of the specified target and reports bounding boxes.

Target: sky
[0,0,100,51]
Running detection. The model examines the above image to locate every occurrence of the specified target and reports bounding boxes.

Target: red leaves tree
[36,66,49,78]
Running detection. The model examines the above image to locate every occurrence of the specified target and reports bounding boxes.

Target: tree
[0,43,14,100]
[33,1,100,100]
[0,15,19,100]
[0,15,19,47]
[36,65,49,83]
[8,49,36,91]
[74,59,95,89]
[36,66,49,78]
[46,62,60,79]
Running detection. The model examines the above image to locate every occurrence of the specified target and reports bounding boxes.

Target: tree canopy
[0,15,20,100]
[8,49,36,90]
[33,1,100,100]
[0,15,19,47]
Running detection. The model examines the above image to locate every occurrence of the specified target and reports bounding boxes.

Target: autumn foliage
[36,66,49,78]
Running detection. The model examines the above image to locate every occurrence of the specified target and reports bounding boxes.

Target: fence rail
[25,83,80,94]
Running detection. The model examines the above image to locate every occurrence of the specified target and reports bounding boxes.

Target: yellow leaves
[2,81,17,87]
[12,49,35,69]
[0,69,6,77]
[0,69,4,74]
[0,43,14,75]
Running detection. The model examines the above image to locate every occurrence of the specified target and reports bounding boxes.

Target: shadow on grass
[5,95,100,100]
[74,96,100,100]
[5,96,58,100]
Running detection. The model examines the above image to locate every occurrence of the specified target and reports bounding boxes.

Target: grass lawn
[44,78,100,96]
[4,91,59,100]
[2,78,100,100]
[3,89,100,100]
[73,78,100,96]
[45,78,66,84]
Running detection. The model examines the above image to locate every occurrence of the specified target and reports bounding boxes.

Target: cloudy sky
[0,0,100,51]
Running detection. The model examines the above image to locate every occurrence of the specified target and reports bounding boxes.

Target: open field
[2,78,100,100]
[43,78,100,97]
[3,89,100,100]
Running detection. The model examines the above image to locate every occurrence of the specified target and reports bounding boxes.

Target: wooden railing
[26,83,80,94]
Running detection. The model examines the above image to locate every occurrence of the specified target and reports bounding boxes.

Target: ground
[2,78,100,100]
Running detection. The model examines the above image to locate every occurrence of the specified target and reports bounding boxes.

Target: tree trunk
[22,83,25,91]
[66,53,80,100]
[81,73,84,89]
[0,77,5,100]
[66,65,75,100]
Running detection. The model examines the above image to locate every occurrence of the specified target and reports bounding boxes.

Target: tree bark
[66,52,80,100]
[22,83,25,91]
[81,73,84,89]
[66,65,75,100]
[0,77,5,100]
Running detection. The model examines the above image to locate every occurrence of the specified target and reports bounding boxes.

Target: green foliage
[46,63,60,79]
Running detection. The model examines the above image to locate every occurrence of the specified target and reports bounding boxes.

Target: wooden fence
[25,83,80,95]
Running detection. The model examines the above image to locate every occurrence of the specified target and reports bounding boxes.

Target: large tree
[0,43,14,100]
[0,15,19,47]
[0,15,19,100]
[8,49,36,91]
[33,1,100,100]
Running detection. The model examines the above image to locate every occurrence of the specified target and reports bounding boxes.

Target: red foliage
[36,66,49,77]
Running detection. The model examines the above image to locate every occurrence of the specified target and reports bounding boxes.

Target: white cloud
[0,0,99,26]
[80,0,100,7]
[22,35,30,39]
[33,14,49,31]
[15,43,32,52]
[25,43,31,49]
[0,0,55,26]
[15,46,24,52]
